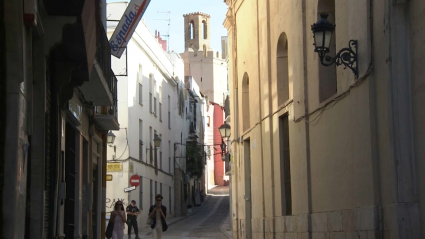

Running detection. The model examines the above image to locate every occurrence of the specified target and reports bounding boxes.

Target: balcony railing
[96,21,112,88]
[92,22,119,130]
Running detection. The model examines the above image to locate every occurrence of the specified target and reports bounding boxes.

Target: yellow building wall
[224,0,425,238]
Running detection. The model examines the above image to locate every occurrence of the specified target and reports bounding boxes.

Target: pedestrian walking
[126,200,140,239]
[110,200,126,239]
[148,194,168,239]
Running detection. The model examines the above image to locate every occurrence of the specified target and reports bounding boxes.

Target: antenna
[153,11,171,52]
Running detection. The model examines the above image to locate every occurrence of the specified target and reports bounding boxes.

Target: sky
[107,0,229,53]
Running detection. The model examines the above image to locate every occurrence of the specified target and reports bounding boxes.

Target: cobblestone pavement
[139,186,230,239]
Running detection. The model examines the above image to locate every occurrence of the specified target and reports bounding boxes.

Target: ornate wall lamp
[146,133,162,153]
[311,13,358,78]
[219,122,231,161]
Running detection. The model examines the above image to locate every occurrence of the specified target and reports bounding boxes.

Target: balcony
[94,71,119,130]
[79,21,114,106]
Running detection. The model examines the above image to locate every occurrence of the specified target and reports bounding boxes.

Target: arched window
[190,21,195,40]
[318,0,337,102]
[202,20,207,39]
[277,33,289,106]
[242,73,250,132]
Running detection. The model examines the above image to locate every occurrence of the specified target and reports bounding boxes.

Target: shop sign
[109,0,151,58]
[107,163,123,172]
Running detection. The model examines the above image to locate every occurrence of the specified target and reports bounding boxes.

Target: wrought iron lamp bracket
[320,40,358,78]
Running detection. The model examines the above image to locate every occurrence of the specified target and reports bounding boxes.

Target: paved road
[141,186,230,239]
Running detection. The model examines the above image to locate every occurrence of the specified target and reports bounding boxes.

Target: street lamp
[107,131,116,144]
[219,122,231,161]
[311,13,358,78]
[146,134,162,167]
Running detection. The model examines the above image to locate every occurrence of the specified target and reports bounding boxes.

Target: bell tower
[183,12,211,54]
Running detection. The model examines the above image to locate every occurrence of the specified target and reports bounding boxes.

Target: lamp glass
[219,123,231,138]
[314,31,324,50]
[107,131,116,144]
[153,134,161,147]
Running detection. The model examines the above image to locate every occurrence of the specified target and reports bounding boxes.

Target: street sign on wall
[130,175,140,187]
[124,186,136,192]
[107,163,122,172]
[109,0,151,58]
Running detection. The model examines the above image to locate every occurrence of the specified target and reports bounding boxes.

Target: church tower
[183,12,211,54]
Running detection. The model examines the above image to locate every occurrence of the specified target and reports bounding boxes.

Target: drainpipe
[101,132,107,239]
[301,0,313,238]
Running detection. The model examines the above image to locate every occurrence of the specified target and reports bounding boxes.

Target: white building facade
[105,2,187,230]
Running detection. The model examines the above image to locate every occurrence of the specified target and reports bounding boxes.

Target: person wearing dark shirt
[126,200,140,239]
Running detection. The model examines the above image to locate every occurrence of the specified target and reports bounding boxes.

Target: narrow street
[141,186,230,239]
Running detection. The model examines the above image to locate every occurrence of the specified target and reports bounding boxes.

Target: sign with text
[124,186,136,193]
[109,0,151,58]
[107,163,122,172]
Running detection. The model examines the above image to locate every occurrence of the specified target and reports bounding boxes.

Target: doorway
[64,123,77,239]
[244,139,252,239]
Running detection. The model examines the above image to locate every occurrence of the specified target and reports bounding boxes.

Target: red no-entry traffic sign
[130,175,140,187]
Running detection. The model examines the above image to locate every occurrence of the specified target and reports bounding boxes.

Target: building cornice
[223,8,234,31]
[183,12,210,18]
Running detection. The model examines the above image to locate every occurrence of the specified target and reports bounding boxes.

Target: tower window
[202,20,207,39]
[190,21,195,40]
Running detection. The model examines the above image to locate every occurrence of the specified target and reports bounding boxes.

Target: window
[149,93,153,112]
[154,130,157,166]
[189,21,195,39]
[150,179,153,206]
[138,65,143,105]
[149,127,152,164]
[202,20,207,39]
[159,133,162,170]
[168,95,171,129]
[242,73,250,132]
[154,97,157,116]
[150,127,153,144]
[169,141,171,173]
[139,84,143,105]
[159,103,162,121]
[276,33,289,106]
[149,74,153,112]
[155,181,157,197]
[139,120,143,161]
[207,116,210,127]
[139,176,143,209]
[279,114,292,215]
[169,187,172,214]
[159,86,162,121]
[160,152,163,170]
